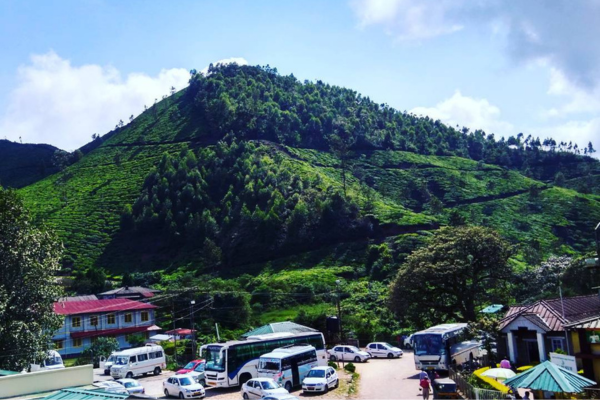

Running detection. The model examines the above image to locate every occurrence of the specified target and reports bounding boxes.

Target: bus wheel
[154,367,161,375]
[126,372,133,379]
[285,381,292,392]
[239,373,252,386]
[354,356,361,363]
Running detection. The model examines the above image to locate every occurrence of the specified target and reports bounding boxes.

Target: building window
[72,317,81,328]
[551,338,565,352]
[54,340,64,350]
[141,311,149,322]
[124,313,133,323]
[73,338,82,347]
[90,316,98,326]
[107,314,115,325]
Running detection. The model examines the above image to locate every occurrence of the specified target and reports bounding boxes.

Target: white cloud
[528,118,600,159]
[0,51,190,150]
[410,91,514,136]
[200,57,248,75]
[541,68,600,118]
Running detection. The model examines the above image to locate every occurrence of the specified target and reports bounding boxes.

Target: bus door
[291,358,300,387]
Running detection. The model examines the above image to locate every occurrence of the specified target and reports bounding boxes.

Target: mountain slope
[0,139,59,188]
[17,64,600,275]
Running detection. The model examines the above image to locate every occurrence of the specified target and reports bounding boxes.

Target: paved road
[355,351,425,399]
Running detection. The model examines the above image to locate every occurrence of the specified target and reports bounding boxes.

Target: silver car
[116,378,145,394]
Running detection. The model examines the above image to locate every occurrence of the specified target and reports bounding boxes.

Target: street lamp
[190,300,196,358]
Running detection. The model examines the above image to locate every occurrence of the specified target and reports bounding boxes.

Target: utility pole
[190,300,196,358]
[172,298,178,366]
[336,280,343,344]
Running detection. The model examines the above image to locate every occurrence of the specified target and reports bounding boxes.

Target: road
[354,350,424,399]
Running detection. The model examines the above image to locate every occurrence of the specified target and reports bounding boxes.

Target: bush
[344,362,356,373]
[328,361,339,370]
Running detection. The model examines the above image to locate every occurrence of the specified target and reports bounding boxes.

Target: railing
[449,368,505,400]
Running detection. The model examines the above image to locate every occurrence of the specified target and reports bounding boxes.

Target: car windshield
[194,363,205,372]
[115,356,129,365]
[179,377,194,386]
[107,355,116,362]
[414,334,446,356]
[123,381,139,388]
[259,358,281,371]
[202,346,225,372]
[183,361,196,369]
[261,381,278,390]
[307,369,325,378]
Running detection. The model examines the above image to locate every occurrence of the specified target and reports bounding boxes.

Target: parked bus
[412,323,480,372]
[201,332,327,388]
[258,345,319,391]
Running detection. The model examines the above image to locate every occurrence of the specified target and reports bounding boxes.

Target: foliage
[389,226,513,328]
[0,139,59,188]
[328,361,339,370]
[126,334,146,348]
[467,316,500,363]
[77,337,119,367]
[0,189,64,370]
[344,362,356,373]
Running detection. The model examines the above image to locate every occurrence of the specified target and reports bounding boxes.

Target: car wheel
[334,379,339,388]
[164,389,170,397]
[126,372,133,379]
[354,356,361,363]
[330,355,336,361]
[243,392,249,400]
[179,392,185,399]
[285,381,293,392]
[324,384,328,393]
[388,353,394,359]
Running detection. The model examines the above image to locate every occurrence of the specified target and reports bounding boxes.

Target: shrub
[328,361,339,370]
[344,362,356,373]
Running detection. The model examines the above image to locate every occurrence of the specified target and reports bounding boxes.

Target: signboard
[550,352,577,372]
[585,331,600,344]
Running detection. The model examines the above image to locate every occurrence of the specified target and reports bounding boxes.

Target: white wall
[0,365,93,398]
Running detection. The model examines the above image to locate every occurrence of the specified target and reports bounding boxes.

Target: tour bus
[110,344,166,379]
[201,332,327,388]
[412,323,480,372]
[258,345,320,391]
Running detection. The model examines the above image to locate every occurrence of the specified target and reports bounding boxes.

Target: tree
[122,272,134,287]
[0,190,64,370]
[51,150,71,171]
[389,226,513,328]
[328,122,355,197]
[78,337,119,367]
[554,171,566,187]
[126,334,146,348]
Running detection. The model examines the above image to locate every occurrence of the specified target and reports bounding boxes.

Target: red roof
[53,299,157,315]
[166,328,196,335]
[71,325,161,339]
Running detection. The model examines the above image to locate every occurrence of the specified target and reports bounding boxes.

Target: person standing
[419,375,431,400]
[500,356,512,369]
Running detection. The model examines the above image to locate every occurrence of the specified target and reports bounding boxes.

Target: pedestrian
[509,386,522,399]
[419,375,431,400]
[523,391,531,400]
[419,369,429,380]
[500,356,512,369]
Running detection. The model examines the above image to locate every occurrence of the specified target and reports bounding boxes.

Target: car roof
[252,377,276,382]
[310,366,330,371]
[116,378,136,383]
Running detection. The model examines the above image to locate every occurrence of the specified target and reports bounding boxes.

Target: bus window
[259,358,280,371]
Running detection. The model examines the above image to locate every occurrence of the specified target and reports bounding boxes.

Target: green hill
[14,64,600,336]
[0,139,59,188]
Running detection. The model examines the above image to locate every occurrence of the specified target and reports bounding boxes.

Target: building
[58,295,98,302]
[52,298,160,358]
[498,294,600,381]
[97,286,160,300]
[241,321,318,338]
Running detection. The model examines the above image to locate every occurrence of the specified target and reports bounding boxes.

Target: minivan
[110,344,166,379]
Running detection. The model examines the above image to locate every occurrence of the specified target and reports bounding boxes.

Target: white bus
[201,332,327,388]
[258,345,320,391]
[412,323,480,372]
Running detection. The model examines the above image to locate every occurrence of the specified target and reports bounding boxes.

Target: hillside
[0,139,59,188]
[16,65,600,336]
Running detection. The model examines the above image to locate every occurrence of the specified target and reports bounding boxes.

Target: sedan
[365,342,403,358]
[92,381,128,395]
[177,359,205,375]
[163,374,205,399]
[327,345,370,362]
[302,366,338,394]
[116,378,145,395]
[241,378,289,399]
[262,395,300,400]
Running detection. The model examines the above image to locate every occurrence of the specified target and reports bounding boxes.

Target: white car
[92,381,128,394]
[163,374,205,399]
[262,395,300,400]
[404,335,413,349]
[365,342,403,358]
[327,345,370,363]
[115,378,145,395]
[241,378,289,399]
[302,366,339,393]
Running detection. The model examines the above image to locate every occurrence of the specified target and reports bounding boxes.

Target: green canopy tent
[503,361,596,394]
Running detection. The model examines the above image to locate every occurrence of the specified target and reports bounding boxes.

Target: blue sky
[1,0,598,156]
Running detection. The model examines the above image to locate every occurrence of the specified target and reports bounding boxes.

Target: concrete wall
[0,365,93,398]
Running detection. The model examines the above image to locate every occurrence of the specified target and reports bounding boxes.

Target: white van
[110,345,166,379]
[258,345,319,392]
[30,350,65,372]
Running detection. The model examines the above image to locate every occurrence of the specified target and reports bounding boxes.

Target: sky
[0,0,598,157]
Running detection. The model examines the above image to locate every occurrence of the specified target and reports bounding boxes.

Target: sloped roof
[503,361,596,393]
[53,299,157,315]
[43,388,128,400]
[99,286,160,298]
[500,294,600,332]
[242,321,317,338]
[58,295,98,302]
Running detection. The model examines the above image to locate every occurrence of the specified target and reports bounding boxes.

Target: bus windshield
[258,358,281,371]
[414,334,446,356]
[203,346,225,372]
